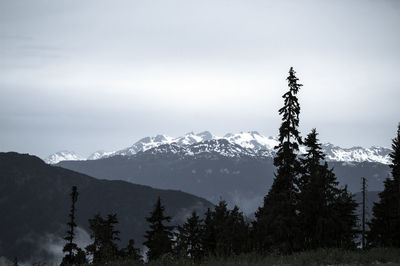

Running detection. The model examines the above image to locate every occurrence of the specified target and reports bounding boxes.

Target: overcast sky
[0,0,399,158]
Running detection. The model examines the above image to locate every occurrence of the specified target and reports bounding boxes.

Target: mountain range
[45,131,392,165]
[57,133,392,215]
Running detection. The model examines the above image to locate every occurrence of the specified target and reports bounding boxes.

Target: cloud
[14,227,91,266]
[0,0,399,157]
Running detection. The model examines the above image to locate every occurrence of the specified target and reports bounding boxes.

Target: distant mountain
[44,150,84,164]
[46,131,392,165]
[87,150,116,160]
[322,144,391,165]
[58,139,392,215]
[0,152,212,264]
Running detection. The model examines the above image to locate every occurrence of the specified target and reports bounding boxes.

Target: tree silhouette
[86,213,121,264]
[200,201,249,257]
[143,197,174,261]
[201,208,216,256]
[175,211,203,260]
[298,129,357,249]
[121,239,142,262]
[225,205,250,255]
[61,186,87,266]
[253,67,302,253]
[331,185,358,248]
[368,123,400,247]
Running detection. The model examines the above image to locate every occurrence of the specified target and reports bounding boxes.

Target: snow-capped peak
[321,144,391,165]
[87,150,116,160]
[175,131,214,146]
[46,131,393,164]
[112,134,175,157]
[44,151,84,164]
[224,131,279,151]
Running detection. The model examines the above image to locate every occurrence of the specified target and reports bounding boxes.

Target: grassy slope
[99,248,400,266]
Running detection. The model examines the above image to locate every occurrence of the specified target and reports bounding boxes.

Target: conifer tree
[201,208,216,256]
[13,257,19,266]
[253,67,302,253]
[298,129,357,249]
[201,201,249,257]
[368,123,400,247]
[121,239,142,262]
[212,200,231,256]
[143,197,174,261]
[86,213,121,264]
[61,186,87,266]
[331,185,358,248]
[175,211,203,260]
[225,205,250,255]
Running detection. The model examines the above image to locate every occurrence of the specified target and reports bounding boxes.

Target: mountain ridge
[45,131,392,164]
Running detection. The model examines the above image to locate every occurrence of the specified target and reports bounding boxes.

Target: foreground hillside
[86,248,400,265]
[0,152,213,263]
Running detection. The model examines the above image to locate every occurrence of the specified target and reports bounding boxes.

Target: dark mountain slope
[0,152,212,262]
[58,149,390,214]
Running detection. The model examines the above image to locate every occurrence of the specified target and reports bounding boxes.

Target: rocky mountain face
[46,131,392,164]
[0,152,212,264]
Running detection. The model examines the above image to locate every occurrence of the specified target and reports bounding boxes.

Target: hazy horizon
[1,0,399,158]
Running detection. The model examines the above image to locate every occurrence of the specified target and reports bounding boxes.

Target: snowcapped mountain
[46,131,392,164]
[144,139,257,159]
[321,144,391,164]
[44,151,84,164]
[224,131,278,151]
[87,150,116,160]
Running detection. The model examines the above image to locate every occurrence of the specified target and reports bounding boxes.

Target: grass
[94,248,400,266]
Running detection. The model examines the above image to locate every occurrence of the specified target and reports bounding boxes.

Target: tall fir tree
[143,197,174,261]
[224,205,250,255]
[212,200,231,256]
[298,129,358,249]
[331,185,358,248]
[121,239,142,262]
[253,67,302,253]
[86,213,121,264]
[175,211,203,260]
[200,201,249,257]
[368,123,400,247]
[201,208,216,256]
[61,186,87,266]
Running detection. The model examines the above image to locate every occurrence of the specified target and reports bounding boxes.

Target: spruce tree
[61,186,87,266]
[225,205,250,255]
[86,213,121,263]
[331,185,358,248]
[201,201,249,257]
[212,201,230,256]
[143,197,174,261]
[253,67,302,253]
[298,129,357,249]
[121,239,142,262]
[368,123,400,247]
[201,208,216,256]
[175,211,203,260]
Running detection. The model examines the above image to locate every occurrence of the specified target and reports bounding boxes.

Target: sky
[0,0,399,158]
